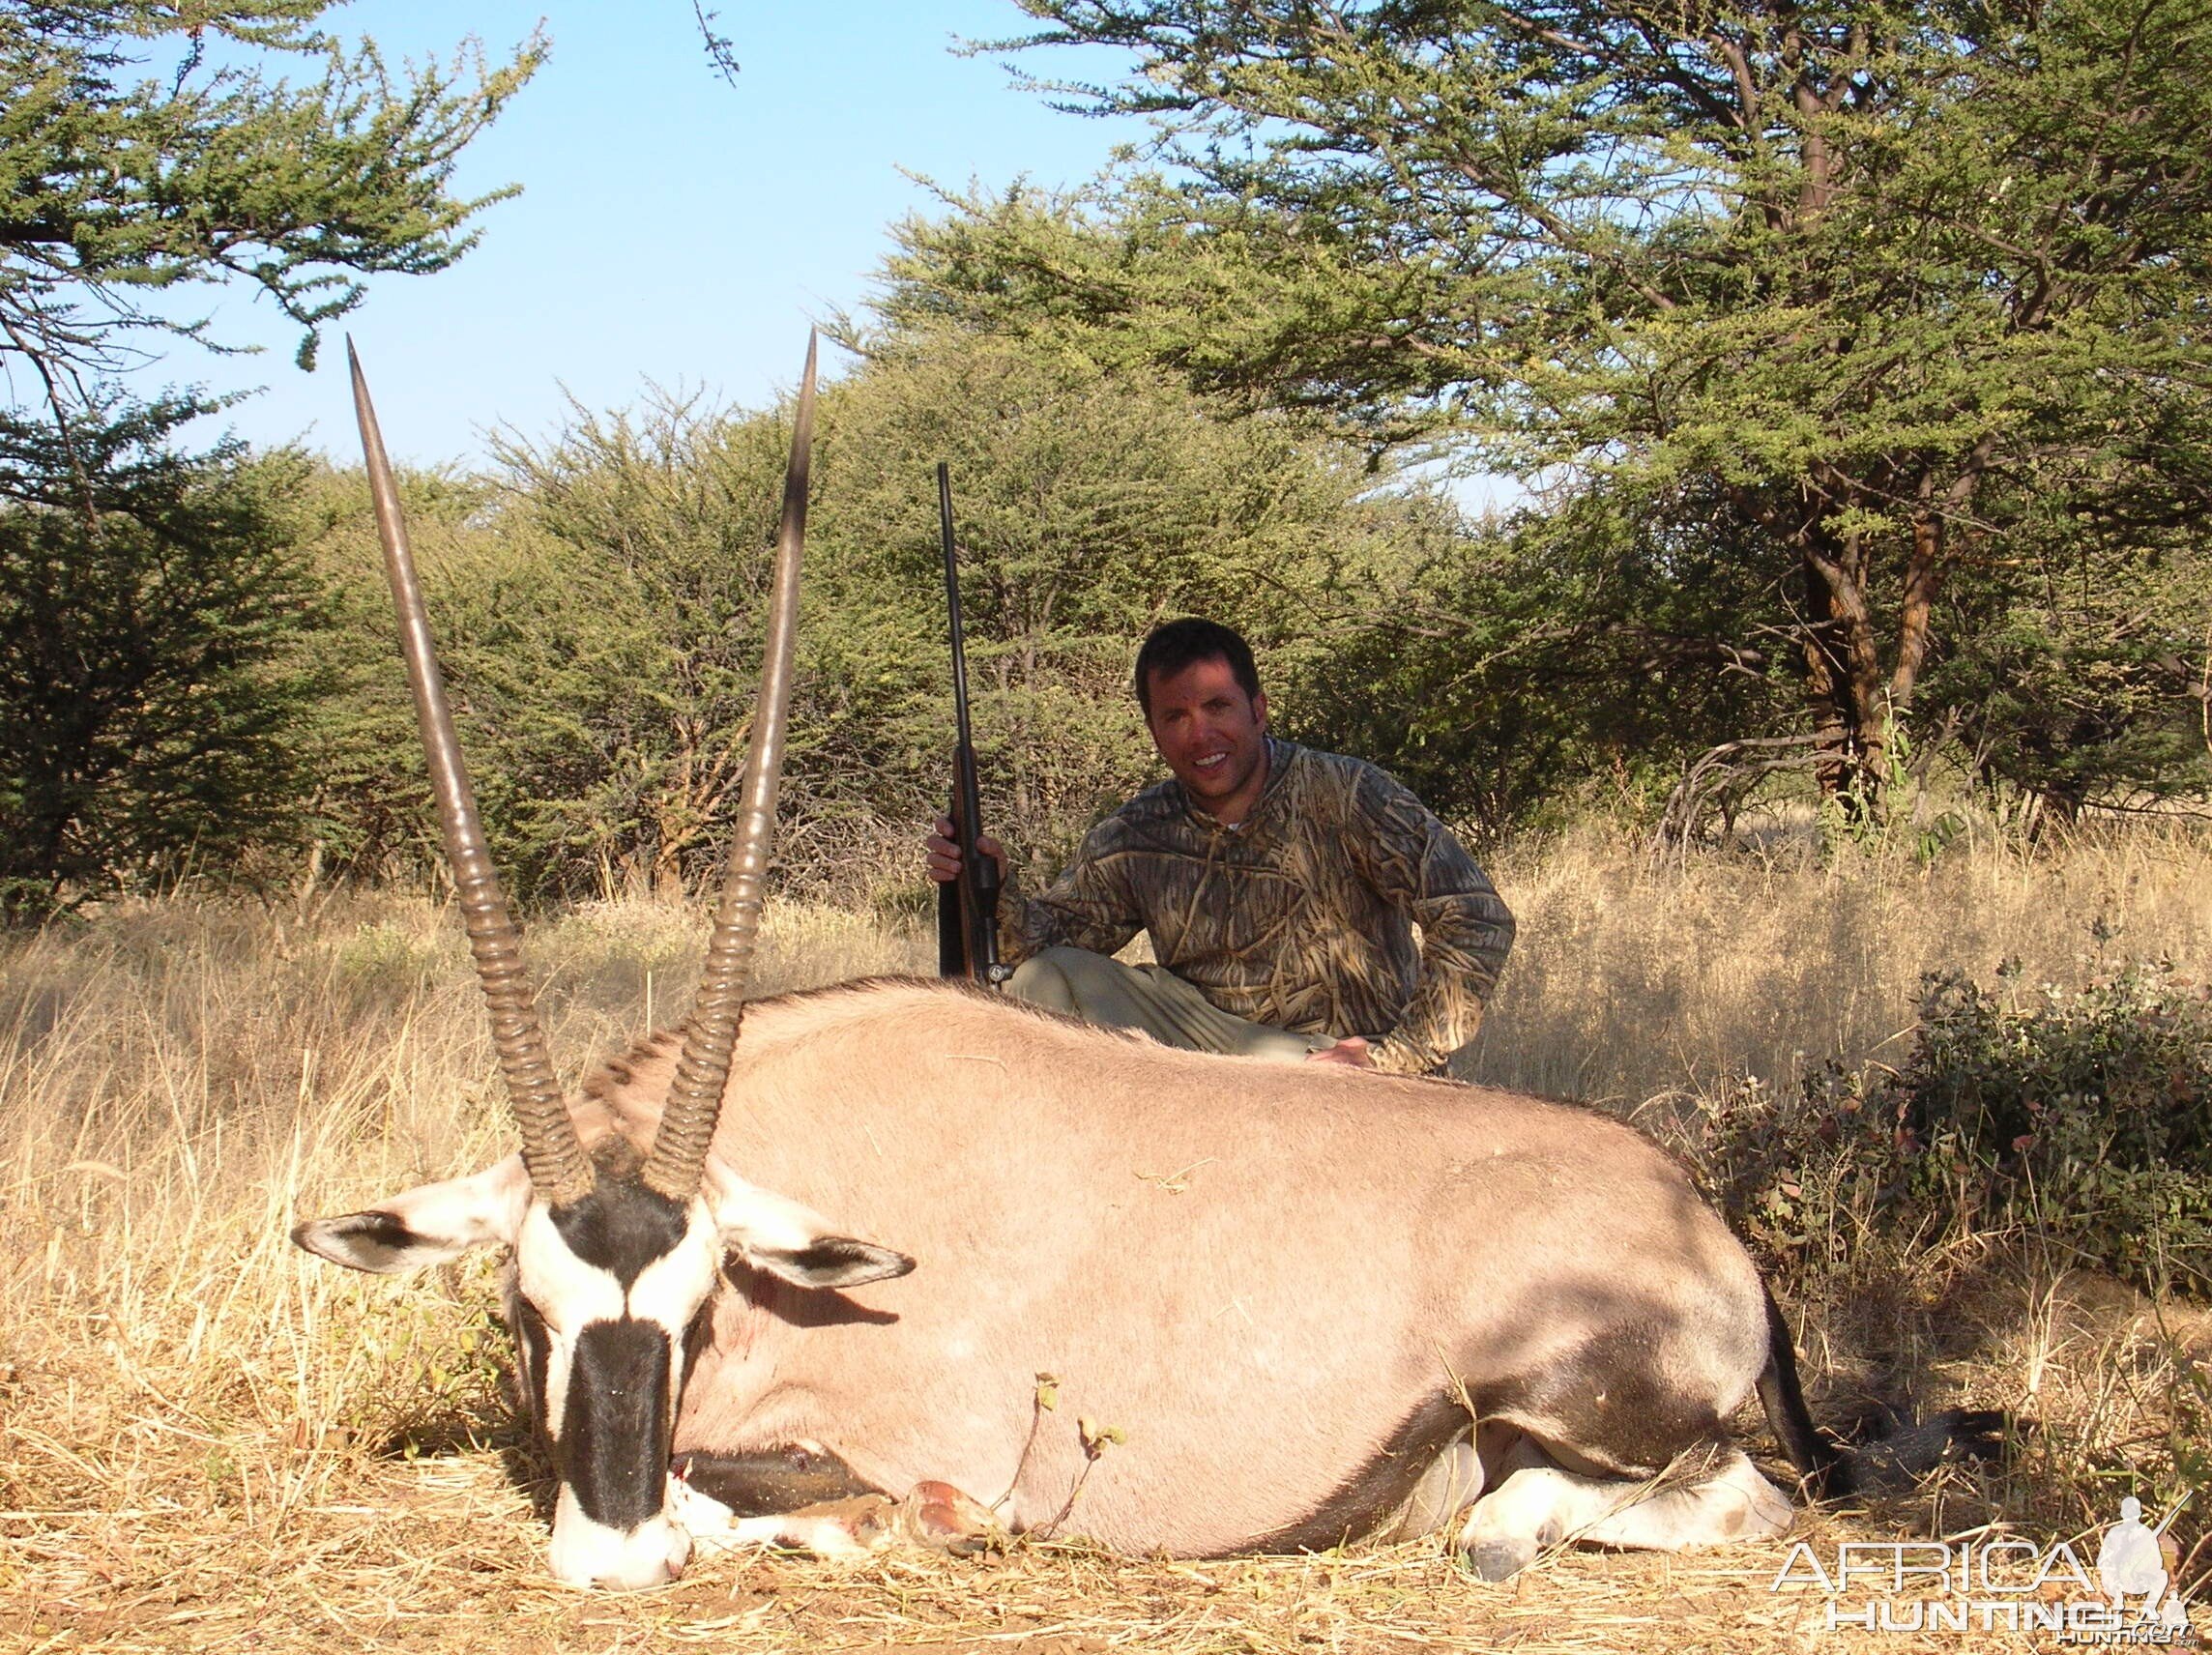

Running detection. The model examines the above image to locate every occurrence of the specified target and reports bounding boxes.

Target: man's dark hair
[1133,619,1262,716]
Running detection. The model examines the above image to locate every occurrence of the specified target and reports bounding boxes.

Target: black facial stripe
[514,1296,552,1431]
[548,1176,689,1288]
[561,1319,675,1531]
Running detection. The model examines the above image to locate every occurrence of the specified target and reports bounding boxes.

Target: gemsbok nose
[548,1504,692,1591]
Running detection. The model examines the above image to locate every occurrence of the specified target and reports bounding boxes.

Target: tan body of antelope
[294,338,1849,1590]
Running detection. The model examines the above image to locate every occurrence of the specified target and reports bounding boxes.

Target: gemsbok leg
[1456,1434,1793,1580]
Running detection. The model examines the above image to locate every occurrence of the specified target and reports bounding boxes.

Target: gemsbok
[296,335,1863,1591]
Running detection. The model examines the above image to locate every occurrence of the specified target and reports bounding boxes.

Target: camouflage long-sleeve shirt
[1000,738,1515,1076]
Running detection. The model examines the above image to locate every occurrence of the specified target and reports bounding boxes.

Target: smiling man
[924,619,1515,1076]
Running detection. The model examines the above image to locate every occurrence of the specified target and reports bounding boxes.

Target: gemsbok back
[296,335,1859,1590]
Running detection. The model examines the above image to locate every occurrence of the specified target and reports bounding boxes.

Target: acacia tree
[292,329,1433,900]
[0,1,539,398]
[473,396,801,899]
[0,1,539,915]
[884,0,2212,803]
[0,414,314,918]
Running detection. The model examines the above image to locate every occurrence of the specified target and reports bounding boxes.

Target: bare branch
[692,1,742,89]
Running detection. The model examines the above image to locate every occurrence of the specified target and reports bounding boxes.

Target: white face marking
[516,1206,627,1328]
[514,1205,622,1436]
[509,1193,737,1588]
[311,1155,888,1591]
[496,1165,900,1587]
[628,1209,721,1333]
[512,1197,724,1448]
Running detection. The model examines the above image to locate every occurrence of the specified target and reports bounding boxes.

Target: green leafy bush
[1906,965,2212,1292]
[1690,964,2212,1294]
[1684,1065,1923,1276]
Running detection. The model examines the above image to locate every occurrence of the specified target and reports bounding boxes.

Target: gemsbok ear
[701,1162,916,1290]
[292,1154,532,1275]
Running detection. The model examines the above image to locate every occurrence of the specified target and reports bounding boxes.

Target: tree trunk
[1796,511,1888,808]
[1893,494,1940,711]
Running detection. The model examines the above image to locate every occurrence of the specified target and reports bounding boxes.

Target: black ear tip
[830,1238,917,1283]
[754,1235,918,1290]
[846,1239,916,1282]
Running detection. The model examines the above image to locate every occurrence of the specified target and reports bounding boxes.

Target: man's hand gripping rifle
[935,463,1010,986]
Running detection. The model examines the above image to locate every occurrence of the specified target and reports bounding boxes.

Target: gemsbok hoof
[901,1480,1002,1554]
[1462,1537,1540,1582]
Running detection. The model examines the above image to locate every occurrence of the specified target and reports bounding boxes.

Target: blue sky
[145,2,1150,468]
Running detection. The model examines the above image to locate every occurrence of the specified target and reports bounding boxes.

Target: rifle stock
[936,463,1004,984]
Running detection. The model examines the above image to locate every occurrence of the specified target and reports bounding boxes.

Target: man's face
[1144,654,1270,823]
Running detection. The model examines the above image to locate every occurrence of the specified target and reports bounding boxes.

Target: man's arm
[1341,766,1516,1077]
[925,817,1144,966]
[996,821,1145,966]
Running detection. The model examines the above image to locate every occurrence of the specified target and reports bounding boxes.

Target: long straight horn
[642,334,818,1201]
[348,340,593,1207]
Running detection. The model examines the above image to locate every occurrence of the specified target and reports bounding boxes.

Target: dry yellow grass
[2,834,2207,1653]
[1465,819,2212,1103]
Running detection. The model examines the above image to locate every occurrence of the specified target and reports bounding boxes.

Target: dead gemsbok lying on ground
[298,337,1873,1591]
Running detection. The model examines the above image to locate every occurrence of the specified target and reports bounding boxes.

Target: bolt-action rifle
[936,463,1007,985]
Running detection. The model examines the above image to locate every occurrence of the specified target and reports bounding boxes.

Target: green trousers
[1004,945,1334,1062]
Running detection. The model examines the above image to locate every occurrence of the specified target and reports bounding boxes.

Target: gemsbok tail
[1756,1283,1854,1499]
[1758,1283,2010,1498]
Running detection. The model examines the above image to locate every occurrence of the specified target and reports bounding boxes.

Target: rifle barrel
[940,464,978,762]
[936,463,1002,983]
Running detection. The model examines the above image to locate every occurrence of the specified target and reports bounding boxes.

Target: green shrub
[1690,963,2212,1294]
[1906,964,2212,1292]
[1683,1064,1923,1277]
